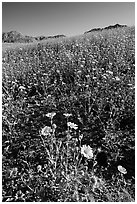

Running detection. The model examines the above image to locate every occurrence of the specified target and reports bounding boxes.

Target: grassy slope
[2,27,135,202]
[2,36,69,52]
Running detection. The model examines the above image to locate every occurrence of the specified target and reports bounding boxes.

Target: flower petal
[81,145,93,159]
[117,165,127,174]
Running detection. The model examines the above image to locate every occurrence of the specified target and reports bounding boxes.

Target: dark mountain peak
[84,23,127,34]
[84,27,103,34]
[104,23,127,30]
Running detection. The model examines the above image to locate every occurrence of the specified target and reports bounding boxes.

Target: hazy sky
[2,2,135,37]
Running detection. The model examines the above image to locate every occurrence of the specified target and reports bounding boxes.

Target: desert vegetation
[2,26,135,202]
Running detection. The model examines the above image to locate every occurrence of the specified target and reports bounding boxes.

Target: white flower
[37,165,42,172]
[67,122,78,130]
[79,134,83,140]
[127,83,132,86]
[102,74,107,79]
[117,165,127,174]
[46,112,56,119]
[10,167,18,177]
[5,198,14,202]
[52,123,57,134]
[63,113,72,118]
[115,76,120,81]
[81,145,94,159]
[19,86,26,90]
[52,123,57,129]
[130,86,135,90]
[6,97,12,101]
[41,126,52,136]
[106,70,113,75]
[56,69,60,73]
[92,67,96,71]
[77,70,82,74]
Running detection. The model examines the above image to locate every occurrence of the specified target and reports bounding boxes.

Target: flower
[6,97,12,101]
[117,165,127,174]
[81,145,94,159]
[37,165,42,172]
[19,86,26,90]
[10,167,18,177]
[52,123,57,134]
[52,123,57,129]
[86,74,90,78]
[92,67,96,71]
[106,70,113,75]
[102,74,107,79]
[41,126,52,136]
[77,70,82,75]
[56,69,60,73]
[115,76,120,81]
[79,134,83,140]
[67,122,78,130]
[46,112,56,119]
[63,113,72,118]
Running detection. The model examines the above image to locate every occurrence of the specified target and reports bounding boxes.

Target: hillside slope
[2,26,135,202]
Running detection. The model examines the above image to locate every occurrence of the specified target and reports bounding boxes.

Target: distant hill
[47,34,66,39]
[35,34,66,41]
[84,24,127,34]
[2,31,35,43]
[104,24,127,30]
[2,31,66,43]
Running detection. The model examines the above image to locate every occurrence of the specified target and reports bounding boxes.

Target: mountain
[46,34,66,39]
[2,31,35,43]
[104,24,127,30]
[84,24,127,34]
[35,36,47,41]
[35,34,66,41]
[2,31,66,43]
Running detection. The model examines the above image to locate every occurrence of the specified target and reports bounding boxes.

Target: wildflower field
[2,26,135,202]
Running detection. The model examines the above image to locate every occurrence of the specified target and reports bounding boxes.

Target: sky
[2,2,135,37]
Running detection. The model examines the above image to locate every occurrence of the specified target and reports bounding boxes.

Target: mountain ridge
[2,31,66,43]
[2,24,128,43]
[84,24,127,34]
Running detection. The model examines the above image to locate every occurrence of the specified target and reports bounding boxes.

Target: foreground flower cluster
[40,113,128,175]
